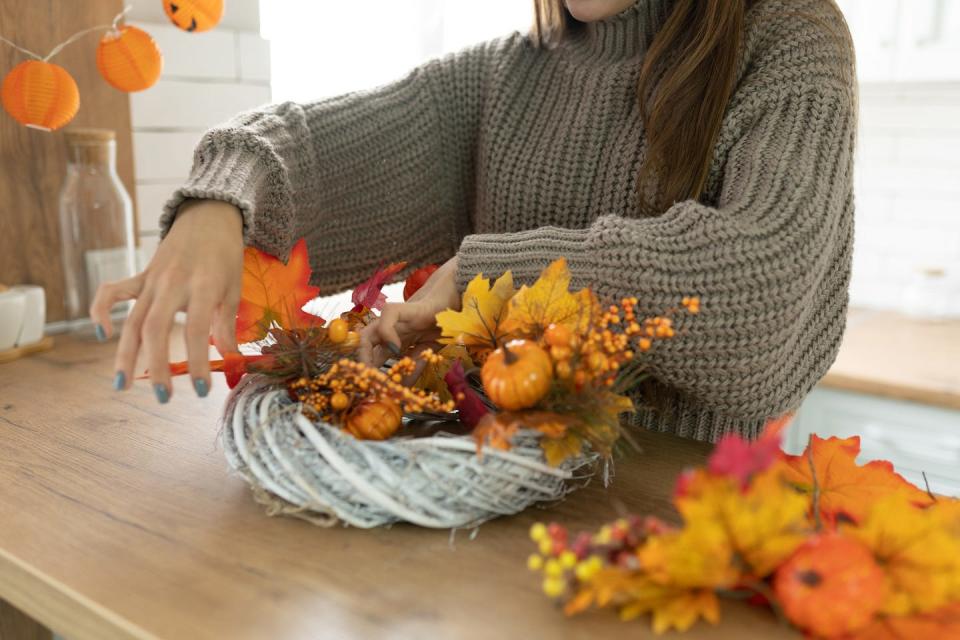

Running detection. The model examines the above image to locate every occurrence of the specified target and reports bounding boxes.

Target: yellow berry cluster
[528,522,604,599]
[289,356,454,424]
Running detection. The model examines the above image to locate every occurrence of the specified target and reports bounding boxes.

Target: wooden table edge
[821,372,960,412]
[0,546,157,640]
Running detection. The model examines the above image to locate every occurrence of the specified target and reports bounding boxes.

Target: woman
[91,0,856,442]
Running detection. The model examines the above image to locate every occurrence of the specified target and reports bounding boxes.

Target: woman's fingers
[89,273,145,340]
[113,291,152,391]
[185,288,217,397]
[141,285,186,403]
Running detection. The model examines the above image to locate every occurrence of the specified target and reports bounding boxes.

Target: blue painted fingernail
[193,378,209,398]
[95,324,106,342]
[387,342,402,356]
[154,384,169,404]
[113,371,125,390]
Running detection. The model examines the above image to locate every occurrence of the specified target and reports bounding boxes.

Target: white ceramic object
[12,285,46,346]
[0,289,27,351]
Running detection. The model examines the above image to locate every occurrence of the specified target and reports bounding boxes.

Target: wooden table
[0,335,795,639]
[822,308,960,410]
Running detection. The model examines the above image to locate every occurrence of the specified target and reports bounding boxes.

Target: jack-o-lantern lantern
[1,60,80,131]
[97,26,163,92]
[163,0,224,33]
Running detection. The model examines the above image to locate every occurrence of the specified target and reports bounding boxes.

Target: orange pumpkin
[1,61,79,131]
[96,26,163,92]
[345,400,403,440]
[163,0,224,32]
[481,339,553,411]
[326,318,348,344]
[773,533,886,638]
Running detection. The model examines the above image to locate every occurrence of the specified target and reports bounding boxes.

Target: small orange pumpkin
[96,26,163,92]
[1,61,80,131]
[326,318,348,344]
[163,0,224,33]
[773,533,886,638]
[345,400,403,440]
[481,339,553,411]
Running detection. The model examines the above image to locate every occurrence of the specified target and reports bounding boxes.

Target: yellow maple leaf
[500,258,597,338]
[541,431,583,467]
[637,521,740,590]
[436,271,515,355]
[677,463,812,577]
[414,344,473,402]
[845,493,960,616]
[576,570,720,634]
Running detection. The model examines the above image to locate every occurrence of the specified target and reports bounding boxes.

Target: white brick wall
[127,0,270,263]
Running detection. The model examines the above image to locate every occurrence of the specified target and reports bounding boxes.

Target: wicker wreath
[222,377,602,529]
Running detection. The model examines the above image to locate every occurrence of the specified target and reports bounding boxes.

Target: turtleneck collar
[569,0,674,61]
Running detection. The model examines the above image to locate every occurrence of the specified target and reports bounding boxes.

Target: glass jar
[58,129,136,331]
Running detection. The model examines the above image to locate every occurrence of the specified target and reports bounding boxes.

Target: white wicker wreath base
[222,377,602,529]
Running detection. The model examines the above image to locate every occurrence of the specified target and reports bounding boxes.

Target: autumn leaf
[843,602,960,640]
[707,416,788,488]
[415,344,473,403]
[541,431,583,466]
[236,239,322,344]
[500,258,597,338]
[436,270,515,354]
[638,520,740,590]
[781,435,933,525]
[351,261,407,312]
[442,359,489,427]
[845,493,960,616]
[473,413,519,452]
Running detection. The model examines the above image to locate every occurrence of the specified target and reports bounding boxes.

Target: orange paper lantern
[163,0,224,32]
[97,26,163,93]
[1,60,80,131]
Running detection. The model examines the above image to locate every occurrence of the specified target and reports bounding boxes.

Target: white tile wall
[850,83,960,312]
[127,0,270,258]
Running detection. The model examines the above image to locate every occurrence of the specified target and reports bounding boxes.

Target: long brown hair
[533,0,754,215]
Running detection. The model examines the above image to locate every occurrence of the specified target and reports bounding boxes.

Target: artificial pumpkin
[481,339,553,411]
[326,318,348,344]
[345,400,402,440]
[1,60,79,131]
[773,533,886,638]
[163,0,224,33]
[403,264,439,300]
[96,25,163,92]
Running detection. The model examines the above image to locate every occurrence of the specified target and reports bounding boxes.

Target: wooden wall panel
[0,0,137,322]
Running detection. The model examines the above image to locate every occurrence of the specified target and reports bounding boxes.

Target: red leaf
[443,360,489,427]
[403,264,439,300]
[705,415,789,488]
[351,262,406,312]
[236,239,322,344]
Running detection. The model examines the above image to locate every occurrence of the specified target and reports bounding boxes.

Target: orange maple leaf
[500,258,597,338]
[236,239,321,344]
[781,435,933,525]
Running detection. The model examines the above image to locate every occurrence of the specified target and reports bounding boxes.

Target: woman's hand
[359,256,461,368]
[89,200,244,402]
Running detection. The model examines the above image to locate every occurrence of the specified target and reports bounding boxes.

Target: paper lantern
[163,0,224,32]
[97,26,163,92]
[1,60,80,131]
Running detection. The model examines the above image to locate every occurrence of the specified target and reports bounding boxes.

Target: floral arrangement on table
[168,239,698,528]
[526,423,960,638]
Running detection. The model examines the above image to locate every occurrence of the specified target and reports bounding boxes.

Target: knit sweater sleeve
[455,33,857,424]
[160,35,521,292]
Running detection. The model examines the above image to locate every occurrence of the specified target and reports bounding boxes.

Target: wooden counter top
[822,309,960,411]
[0,335,795,639]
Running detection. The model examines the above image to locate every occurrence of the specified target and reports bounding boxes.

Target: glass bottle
[58,129,136,331]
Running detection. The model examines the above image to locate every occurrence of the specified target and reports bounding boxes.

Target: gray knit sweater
[161,0,856,442]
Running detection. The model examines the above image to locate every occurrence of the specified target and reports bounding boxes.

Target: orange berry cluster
[289,356,454,424]
[540,296,698,391]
